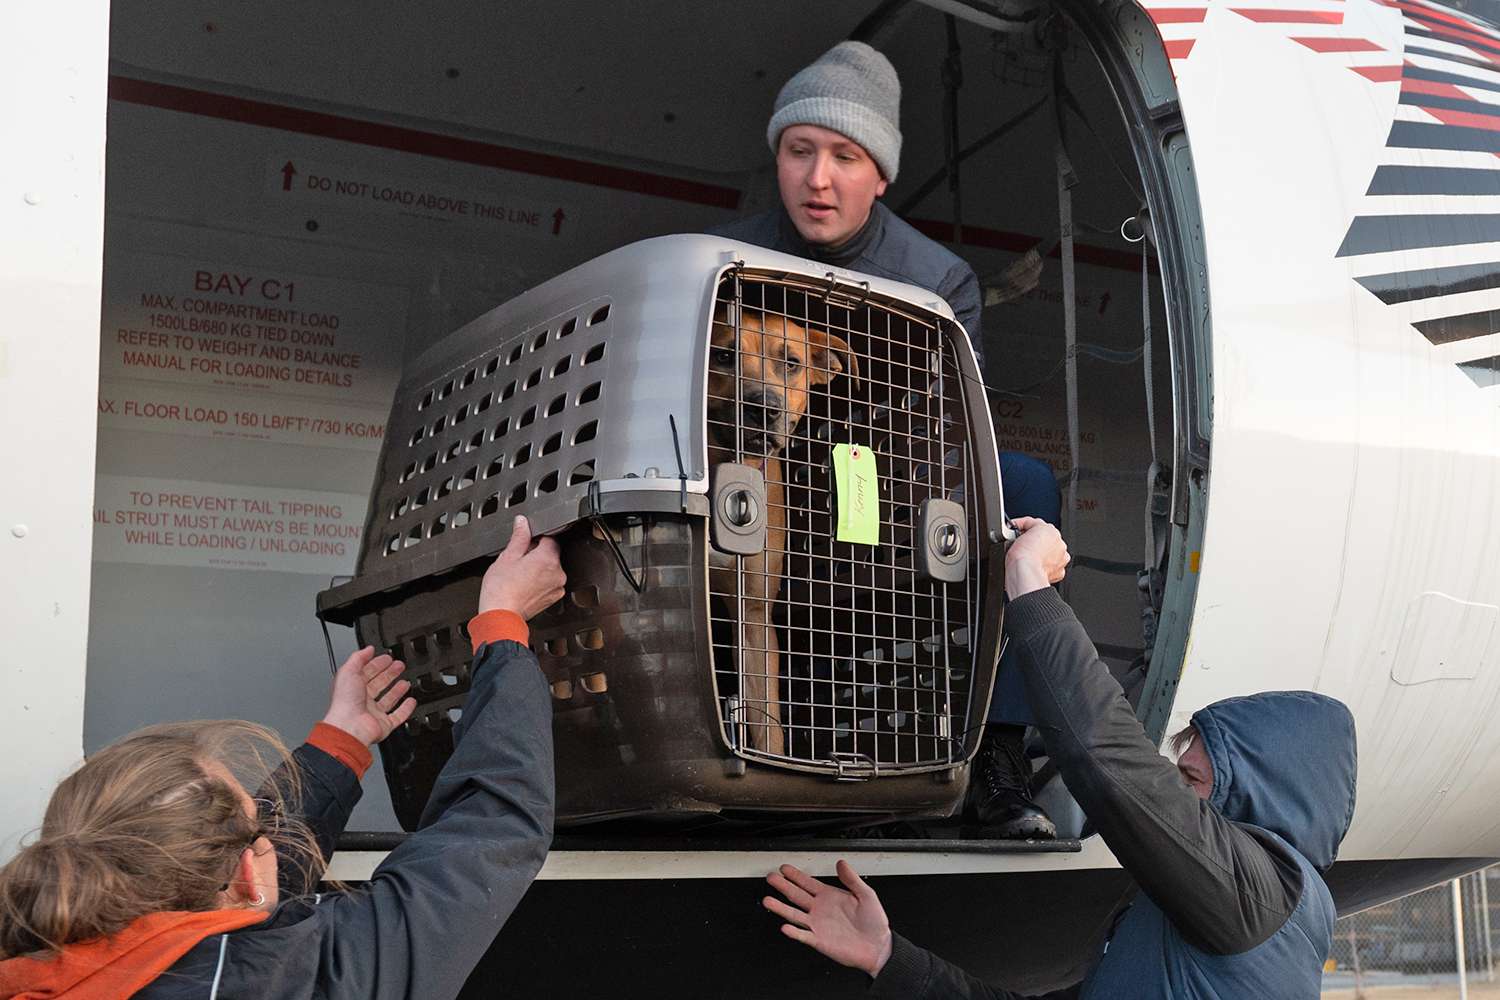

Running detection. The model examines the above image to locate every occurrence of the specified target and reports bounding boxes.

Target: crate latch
[916,498,968,583]
[831,751,880,782]
[709,464,768,556]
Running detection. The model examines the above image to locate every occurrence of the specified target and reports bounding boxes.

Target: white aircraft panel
[1150,0,1500,859]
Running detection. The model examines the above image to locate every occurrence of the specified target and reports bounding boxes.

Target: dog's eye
[784,355,802,371]
[712,348,736,367]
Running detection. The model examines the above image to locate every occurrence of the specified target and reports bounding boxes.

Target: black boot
[968,725,1056,840]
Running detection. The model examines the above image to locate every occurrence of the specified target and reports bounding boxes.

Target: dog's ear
[711,301,740,347]
[807,330,859,387]
[712,302,766,341]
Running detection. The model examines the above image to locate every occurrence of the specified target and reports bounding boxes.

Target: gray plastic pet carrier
[317,235,1007,829]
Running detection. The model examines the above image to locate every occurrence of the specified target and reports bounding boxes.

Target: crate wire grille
[366,299,612,741]
[708,272,982,775]
[375,300,611,565]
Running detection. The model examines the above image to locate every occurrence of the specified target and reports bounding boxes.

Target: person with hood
[763,517,1359,998]
[0,514,563,1000]
[709,40,985,365]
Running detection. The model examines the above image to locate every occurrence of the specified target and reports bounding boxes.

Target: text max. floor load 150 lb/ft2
[317,235,1007,830]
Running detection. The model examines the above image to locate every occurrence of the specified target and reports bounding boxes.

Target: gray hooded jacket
[873,589,1358,999]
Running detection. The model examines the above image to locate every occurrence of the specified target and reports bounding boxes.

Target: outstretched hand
[763,861,894,978]
[321,646,416,746]
[479,515,567,620]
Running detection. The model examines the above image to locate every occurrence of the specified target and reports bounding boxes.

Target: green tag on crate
[832,443,880,546]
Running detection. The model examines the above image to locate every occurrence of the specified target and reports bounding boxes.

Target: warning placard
[268,157,577,240]
[97,381,388,453]
[93,475,367,574]
[987,399,1114,522]
[99,252,406,449]
[101,255,403,402]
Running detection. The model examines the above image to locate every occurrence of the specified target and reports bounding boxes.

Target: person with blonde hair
[0,514,564,1000]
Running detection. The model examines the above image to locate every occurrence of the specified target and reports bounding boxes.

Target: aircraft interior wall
[93,0,1176,832]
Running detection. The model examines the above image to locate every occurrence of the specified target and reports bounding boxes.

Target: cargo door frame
[957,0,1214,743]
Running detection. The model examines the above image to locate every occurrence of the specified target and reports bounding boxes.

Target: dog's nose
[742,391,782,428]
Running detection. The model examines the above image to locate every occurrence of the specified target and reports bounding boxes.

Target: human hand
[1005,517,1070,600]
[321,646,416,746]
[763,861,894,978]
[478,515,567,619]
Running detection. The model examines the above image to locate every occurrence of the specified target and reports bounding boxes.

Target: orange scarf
[0,908,268,999]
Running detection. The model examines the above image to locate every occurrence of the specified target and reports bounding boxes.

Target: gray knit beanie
[767,41,902,182]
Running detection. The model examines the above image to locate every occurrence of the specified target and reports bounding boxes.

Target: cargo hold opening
[93,0,1201,838]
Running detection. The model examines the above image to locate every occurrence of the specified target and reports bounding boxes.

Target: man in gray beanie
[712,39,1061,838]
[711,40,984,361]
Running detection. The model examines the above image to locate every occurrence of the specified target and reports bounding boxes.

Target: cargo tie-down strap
[1051,45,1167,652]
[1055,91,1081,603]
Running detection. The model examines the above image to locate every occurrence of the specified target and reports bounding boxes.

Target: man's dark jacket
[709,202,985,365]
[873,589,1358,999]
[136,638,554,1000]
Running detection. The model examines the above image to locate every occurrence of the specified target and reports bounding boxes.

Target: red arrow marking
[280,160,297,191]
[552,208,565,235]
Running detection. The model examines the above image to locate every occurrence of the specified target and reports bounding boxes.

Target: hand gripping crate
[317,235,1007,830]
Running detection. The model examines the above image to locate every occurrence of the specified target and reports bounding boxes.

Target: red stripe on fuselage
[1421,23,1500,56]
[1146,7,1209,23]
[1403,77,1477,99]
[1232,8,1345,23]
[905,219,1158,273]
[1391,5,1500,51]
[1419,104,1500,130]
[1353,64,1405,81]
[1293,36,1384,51]
[107,76,744,210]
[1384,0,1500,37]
[103,75,1179,269]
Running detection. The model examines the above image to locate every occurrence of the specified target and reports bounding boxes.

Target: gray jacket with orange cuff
[0,611,553,1000]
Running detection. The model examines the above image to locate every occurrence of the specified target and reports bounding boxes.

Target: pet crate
[317,235,1007,830]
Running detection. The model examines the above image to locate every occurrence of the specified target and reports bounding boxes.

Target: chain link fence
[1324,867,1499,999]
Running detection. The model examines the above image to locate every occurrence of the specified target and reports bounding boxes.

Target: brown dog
[706,306,856,755]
